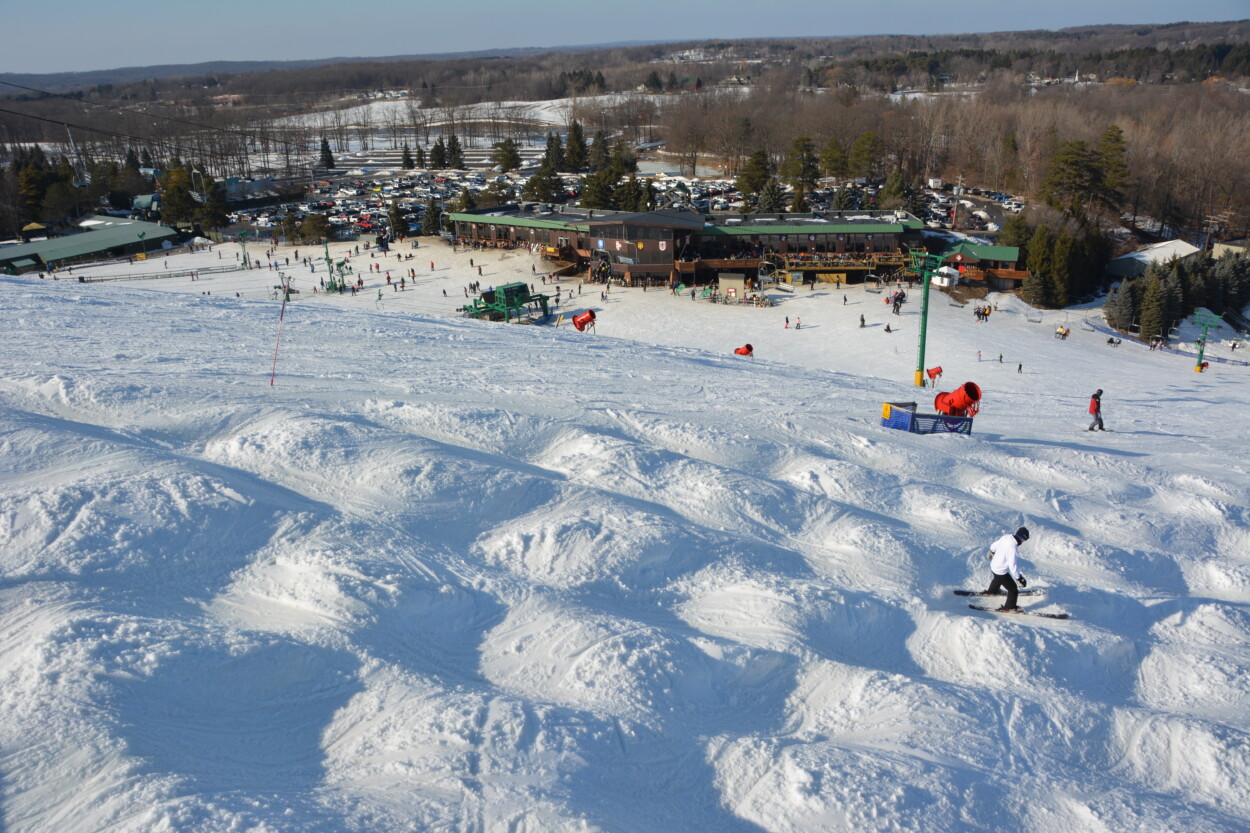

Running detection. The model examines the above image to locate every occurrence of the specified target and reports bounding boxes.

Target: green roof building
[450,205,926,286]
[0,216,180,274]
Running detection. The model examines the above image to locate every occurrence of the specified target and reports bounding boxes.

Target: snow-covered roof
[1113,239,1201,266]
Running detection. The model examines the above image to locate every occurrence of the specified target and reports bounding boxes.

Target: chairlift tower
[1194,310,1222,371]
[908,249,945,387]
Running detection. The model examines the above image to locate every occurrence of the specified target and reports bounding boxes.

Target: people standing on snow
[986,527,1030,611]
[1088,389,1105,431]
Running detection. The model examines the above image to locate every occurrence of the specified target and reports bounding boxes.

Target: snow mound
[1,274,1248,833]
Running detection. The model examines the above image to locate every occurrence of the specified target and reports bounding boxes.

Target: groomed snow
[2,239,1248,832]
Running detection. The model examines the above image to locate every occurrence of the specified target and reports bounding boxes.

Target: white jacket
[989,533,1023,579]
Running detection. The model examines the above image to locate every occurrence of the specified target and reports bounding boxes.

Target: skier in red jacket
[1088,389,1105,431]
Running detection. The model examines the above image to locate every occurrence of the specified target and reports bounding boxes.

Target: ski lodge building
[448,204,931,286]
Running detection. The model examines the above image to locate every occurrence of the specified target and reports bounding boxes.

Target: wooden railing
[963,267,1029,283]
[779,251,908,270]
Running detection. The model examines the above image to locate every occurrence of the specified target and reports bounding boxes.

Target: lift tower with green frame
[1193,310,1223,371]
[908,249,946,387]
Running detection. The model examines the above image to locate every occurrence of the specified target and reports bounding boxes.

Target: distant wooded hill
[2,21,1247,94]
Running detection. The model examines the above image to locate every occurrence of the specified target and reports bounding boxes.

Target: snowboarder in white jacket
[986,527,1030,611]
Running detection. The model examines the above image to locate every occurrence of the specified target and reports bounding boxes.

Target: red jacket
[1089,396,1101,414]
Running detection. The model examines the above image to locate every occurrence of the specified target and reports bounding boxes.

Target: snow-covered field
[2,239,1248,832]
[275,92,667,131]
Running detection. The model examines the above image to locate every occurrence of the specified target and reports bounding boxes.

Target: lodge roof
[940,241,1021,262]
[0,215,178,268]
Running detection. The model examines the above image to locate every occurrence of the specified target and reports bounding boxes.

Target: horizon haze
[3,0,1248,75]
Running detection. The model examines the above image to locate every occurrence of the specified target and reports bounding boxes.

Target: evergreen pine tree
[447,134,465,169]
[609,139,636,176]
[635,178,655,211]
[421,197,442,236]
[430,137,448,169]
[612,176,643,212]
[848,131,886,179]
[522,163,564,203]
[757,178,787,214]
[490,138,522,173]
[455,189,477,212]
[414,145,426,168]
[1024,225,1054,306]
[543,132,565,172]
[588,131,610,173]
[1094,125,1130,212]
[564,121,588,171]
[196,178,230,230]
[401,144,415,169]
[735,150,772,199]
[831,186,856,211]
[779,136,819,192]
[819,136,848,179]
[579,169,617,210]
[997,214,1031,252]
[388,197,405,234]
[1162,266,1185,336]
[1138,271,1166,340]
[879,172,906,208]
[1214,252,1250,313]
[318,137,335,170]
[1040,140,1096,213]
[1104,279,1138,330]
[1049,230,1074,307]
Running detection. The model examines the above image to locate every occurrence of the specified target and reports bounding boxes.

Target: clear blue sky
[4,0,1247,74]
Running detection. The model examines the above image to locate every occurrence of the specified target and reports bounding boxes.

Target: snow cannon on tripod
[934,382,981,417]
[882,381,980,436]
[572,310,596,332]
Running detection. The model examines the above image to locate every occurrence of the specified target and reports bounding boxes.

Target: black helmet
[1015,526,1030,542]
[1094,389,1103,396]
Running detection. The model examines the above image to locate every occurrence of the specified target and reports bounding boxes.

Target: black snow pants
[987,572,1019,609]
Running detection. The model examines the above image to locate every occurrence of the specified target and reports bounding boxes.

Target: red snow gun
[934,381,981,417]
[572,310,596,331]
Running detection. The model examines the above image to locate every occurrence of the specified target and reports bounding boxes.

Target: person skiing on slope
[986,527,1030,611]
[1088,389,1105,431]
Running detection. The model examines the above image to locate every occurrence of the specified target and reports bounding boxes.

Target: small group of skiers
[973,305,993,322]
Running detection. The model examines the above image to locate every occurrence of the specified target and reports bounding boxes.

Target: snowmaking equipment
[934,382,981,417]
[572,310,596,331]
[881,382,979,436]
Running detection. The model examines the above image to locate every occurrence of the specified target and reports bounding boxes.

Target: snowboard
[968,604,1070,620]
[954,588,1046,597]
